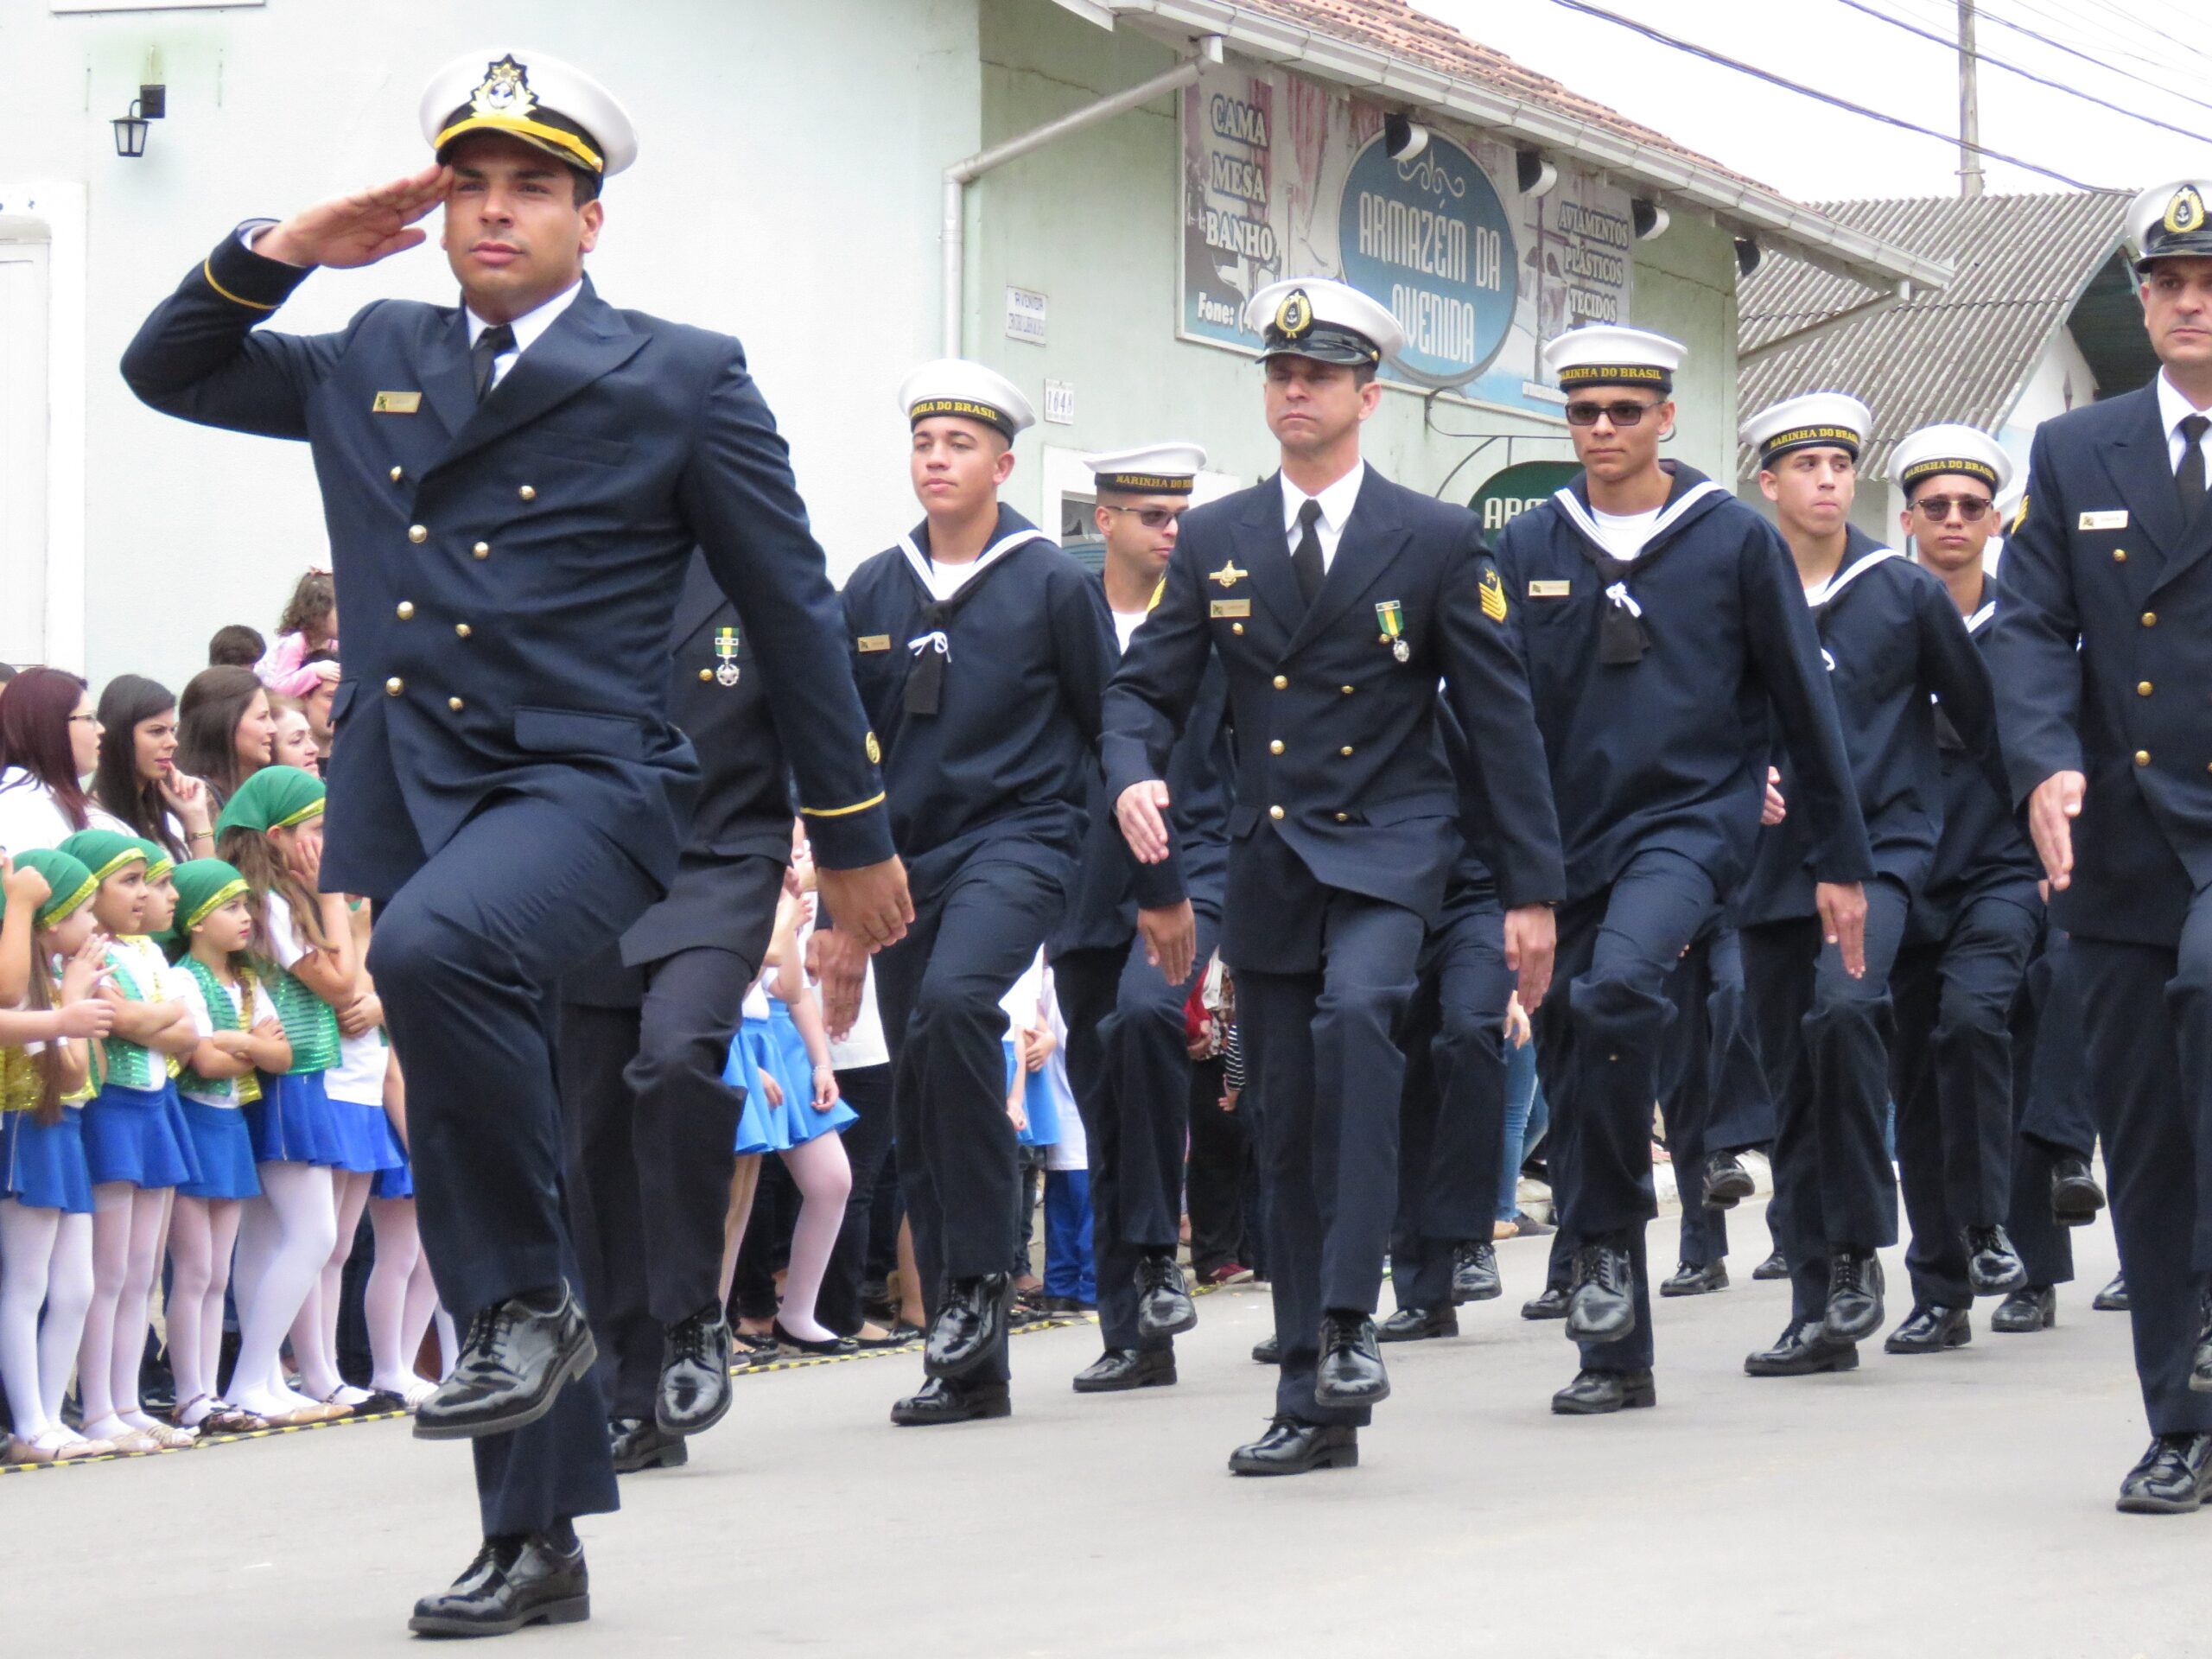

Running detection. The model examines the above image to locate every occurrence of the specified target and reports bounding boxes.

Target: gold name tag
[372,391,423,414]
[1529,580,1572,598]
[856,634,892,653]
[2079,510,2128,531]
[1211,600,1252,619]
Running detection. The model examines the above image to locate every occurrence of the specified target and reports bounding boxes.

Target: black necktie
[1291,498,1325,608]
[2180,414,2209,518]
[472,322,516,402]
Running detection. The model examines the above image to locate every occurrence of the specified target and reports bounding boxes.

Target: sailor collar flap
[1548,466,1729,664]
[893,509,1053,715]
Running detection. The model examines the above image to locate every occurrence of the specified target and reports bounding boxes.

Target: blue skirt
[322,1095,406,1173]
[372,1155,414,1200]
[82,1080,200,1190]
[727,1012,855,1154]
[1004,1039,1064,1147]
[0,1107,93,1214]
[175,1099,260,1202]
[243,1069,339,1166]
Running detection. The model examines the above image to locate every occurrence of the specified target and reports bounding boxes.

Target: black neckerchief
[895,509,1049,716]
[1549,463,1727,665]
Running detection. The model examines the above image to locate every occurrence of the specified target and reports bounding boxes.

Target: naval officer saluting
[1105,278,1563,1474]
[122,48,908,1634]
[1990,181,2212,1514]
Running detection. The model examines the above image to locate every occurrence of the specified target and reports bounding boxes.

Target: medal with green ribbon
[715,626,741,686]
[1376,601,1408,663]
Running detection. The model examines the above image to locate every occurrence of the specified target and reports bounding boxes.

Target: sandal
[100,1427,162,1456]
[135,1421,199,1451]
[199,1402,269,1434]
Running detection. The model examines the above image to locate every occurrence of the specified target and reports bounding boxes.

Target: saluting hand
[815,856,912,953]
[2028,770,2085,892]
[1137,899,1197,987]
[254,163,453,270]
[1815,880,1868,979]
[1503,905,1556,1012]
[1116,780,1173,865]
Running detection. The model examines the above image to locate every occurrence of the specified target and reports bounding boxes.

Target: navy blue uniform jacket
[1102,467,1563,959]
[1494,465,1871,907]
[120,230,892,902]
[842,506,1116,887]
[1990,382,2212,949]
[1738,531,2003,926]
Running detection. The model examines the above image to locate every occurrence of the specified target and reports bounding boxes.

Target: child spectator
[207,626,266,671]
[256,570,340,699]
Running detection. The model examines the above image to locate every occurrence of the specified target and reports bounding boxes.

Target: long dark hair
[176,666,266,808]
[92,674,187,860]
[217,823,334,957]
[0,666,93,831]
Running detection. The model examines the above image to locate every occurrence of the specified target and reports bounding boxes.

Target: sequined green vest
[178,956,264,1106]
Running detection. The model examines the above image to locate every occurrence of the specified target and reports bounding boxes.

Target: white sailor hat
[1741,392,1872,466]
[1890,423,2013,498]
[899,359,1035,440]
[1082,443,1208,495]
[1540,324,1686,393]
[2127,181,2212,271]
[1243,277,1405,366]
[421,49,637,178]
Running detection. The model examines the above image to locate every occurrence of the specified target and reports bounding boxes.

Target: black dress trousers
[2004,931,2077,1288]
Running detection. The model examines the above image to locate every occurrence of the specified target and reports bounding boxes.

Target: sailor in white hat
[1744,391,1875,598]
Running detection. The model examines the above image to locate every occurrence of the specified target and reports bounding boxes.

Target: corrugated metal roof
[1738,191,2130,478]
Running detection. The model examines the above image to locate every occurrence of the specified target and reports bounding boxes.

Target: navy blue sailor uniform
[557,553,793,1428]
[121,231,893,1535]
[842,505,1116,1385]
[1051,621,1234,1359]
[1493,465,1868,1376]
[1734,529,2005,1333]
[1987,375,2212,1443]
[1657,918,1777,1273]
[1103,467,1564,1428]
[2005,925,2096,1292]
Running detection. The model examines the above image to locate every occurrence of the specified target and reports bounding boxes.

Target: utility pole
[1958,0,1984,198]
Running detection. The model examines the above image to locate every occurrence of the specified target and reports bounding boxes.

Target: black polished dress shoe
[2050,1154,2106,1226]
[924,1274,1011,1381]
[1521,1284,1571,1320]
[1745,1320,1860,1377]
[1751,1249,1789,1281]
[1135,1252,1198,1340]
[1251,1332,1281,1365]
[657,1305,734,1435]
[889,1375,1010,1426]
[2093,1272,2130,1312]
[1992,1286,2056,1333]
[1314,1313,1390,1408]
[1702,1150,1756,1210]
[1072,1347,1176,1393]
[2190,1294,2212,1395]
[415,1287,596,1442]
[608,1416,689,1473]
[1965,1225,2028,1296]
[2116,1433,2212,1514]
[1821,1249,1885,1343]
[1884,1304,1971,1354]
[1567,1242,1636,1341]
[1228,1416,1357,1475]
[1660,1260,1729,1298]
[1376,1305,1459,1342]
[1451,1241,1502,1303]
[408,1528,589,1637]
[1551,1367,1656,1414]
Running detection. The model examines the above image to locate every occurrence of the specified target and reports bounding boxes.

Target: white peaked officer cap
[1540,324,1686,392]
[899,360,1036,440]
[1890,423,2014,497]
[1082,444,1210,494]
[421,48,638,178]
[2126,180,2212,270]
[1243,277,1406,365]
[1741,392,1873,466]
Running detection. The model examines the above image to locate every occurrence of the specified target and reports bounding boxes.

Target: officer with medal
[1052,445,1235,1395]
[1734,392,2005,1374]
[1490,335,1869,1414]
[122,49,908,1635]
[1104,278,1563,1475]
[1990,180,2212,1513]
[813,362,1116,1428]
[557,551,794,1476]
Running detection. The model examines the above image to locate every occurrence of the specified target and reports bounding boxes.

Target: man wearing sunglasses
[1491,333,1871,1415]
[1052,445,1234,1395]
[1735,394,2005,1378]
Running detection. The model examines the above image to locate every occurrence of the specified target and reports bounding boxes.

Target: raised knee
[365,900,465,992]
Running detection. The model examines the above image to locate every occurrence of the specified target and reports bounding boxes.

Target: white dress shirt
[1281,461,1367,573]
[467,281,584,390]
[2156,369,2212,475]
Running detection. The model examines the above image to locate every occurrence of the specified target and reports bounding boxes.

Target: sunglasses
[1100,505,1188,531]
[1564,400,1662,427]
[1911,495,1993,522]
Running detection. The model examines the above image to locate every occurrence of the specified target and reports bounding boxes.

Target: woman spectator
[91,675,217,864]
[0,669,120,852]
[175,668,277,811]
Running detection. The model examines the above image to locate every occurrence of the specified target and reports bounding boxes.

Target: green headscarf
[1,848,99,931]
[215,765,327,836]
[164,858,251,952]
[57,829,149,888]
[135,837,175,887]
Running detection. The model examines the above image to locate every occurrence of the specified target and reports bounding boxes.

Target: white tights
[720,1135,851,1343]
[76,1183,174,1436]
[0,1198,93,1439]
[166,1195,243,1422]
[228,1161,337,1415]
[363,1194,442,1399]
[289,1168,372,1403]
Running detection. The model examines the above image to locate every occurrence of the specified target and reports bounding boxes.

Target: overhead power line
[1536,0,2107,191]
[1977,0,2212,81]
